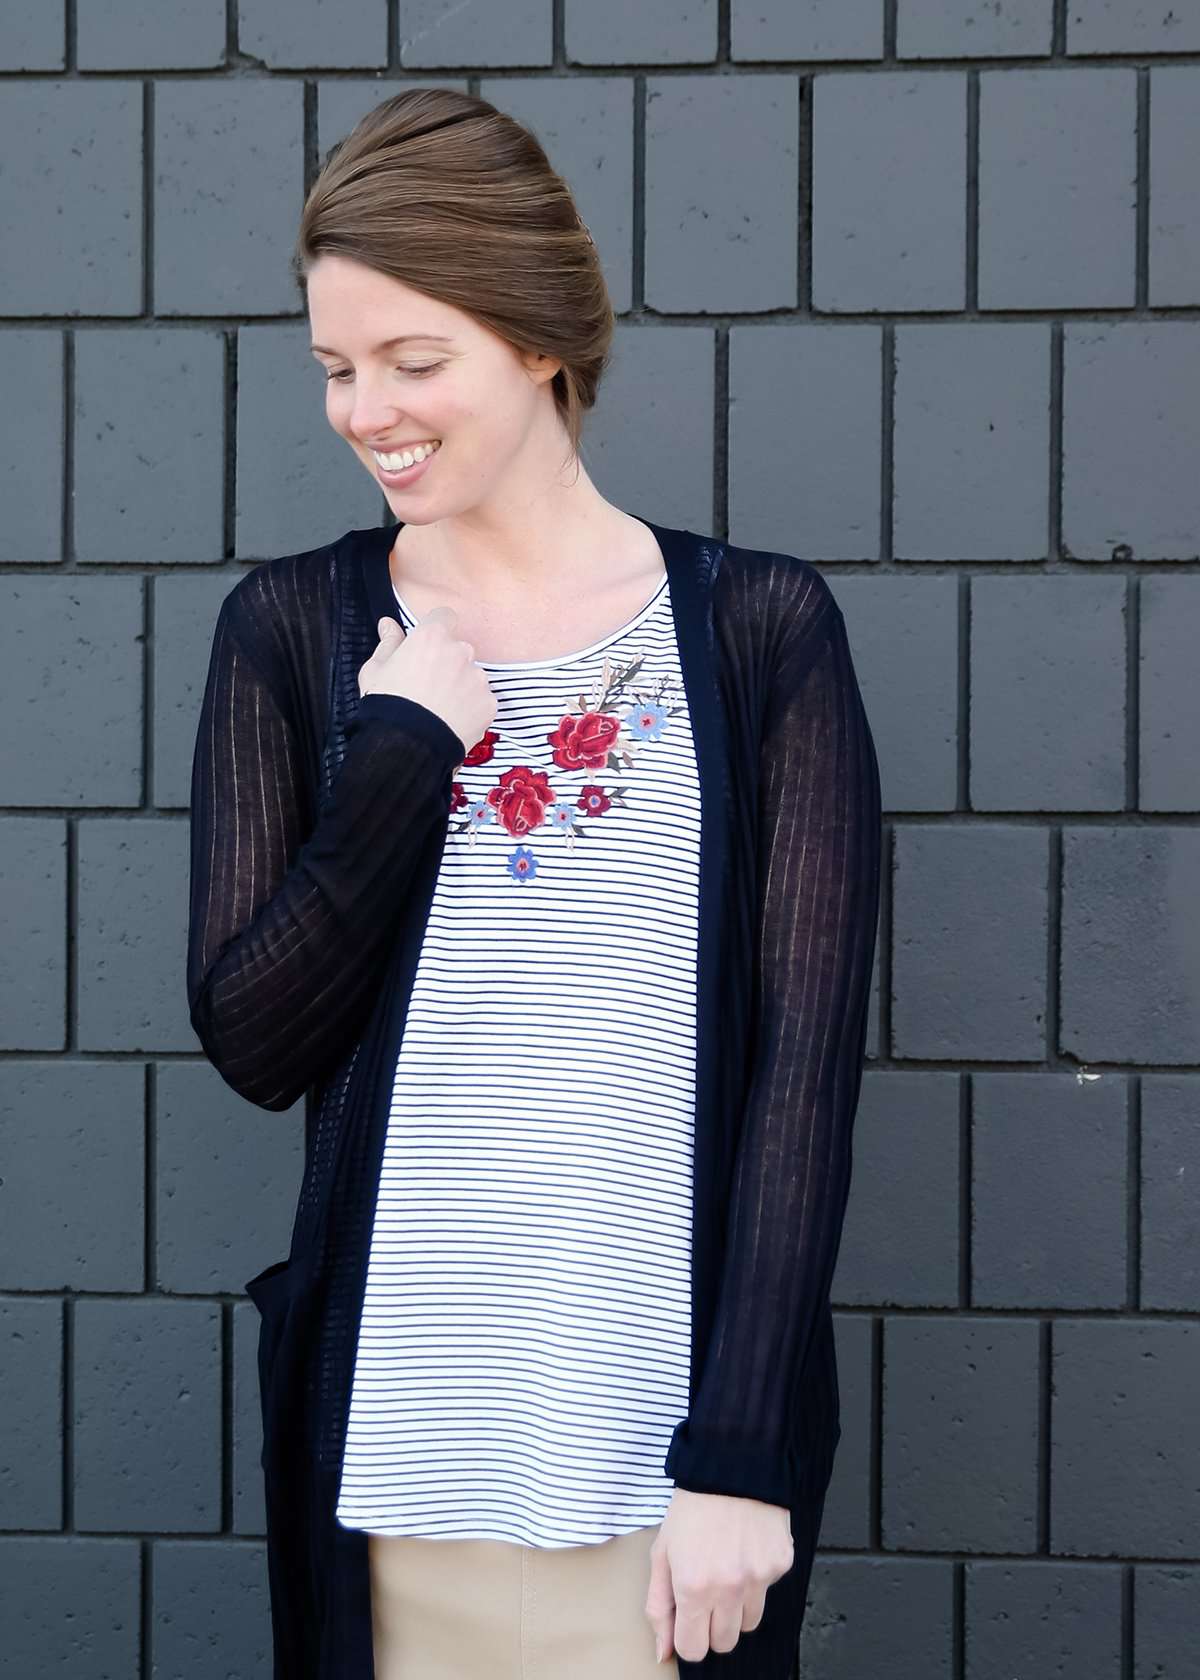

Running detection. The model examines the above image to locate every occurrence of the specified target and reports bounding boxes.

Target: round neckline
[391,569,669,671]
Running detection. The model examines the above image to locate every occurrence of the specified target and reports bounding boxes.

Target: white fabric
[335,572,701,1547]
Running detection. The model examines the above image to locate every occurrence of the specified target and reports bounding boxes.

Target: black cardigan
[186,516,882,1680]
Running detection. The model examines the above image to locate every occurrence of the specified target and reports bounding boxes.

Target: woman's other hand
[644,1489,795,1665]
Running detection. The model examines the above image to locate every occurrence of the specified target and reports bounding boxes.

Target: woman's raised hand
[359,611,496,759]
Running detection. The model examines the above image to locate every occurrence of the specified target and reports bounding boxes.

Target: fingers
[668,1578,764,1663]
[645,1543,676,1664]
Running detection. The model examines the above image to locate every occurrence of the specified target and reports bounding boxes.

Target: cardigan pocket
[244,1256,302,1472]
[245,1254,322,1669]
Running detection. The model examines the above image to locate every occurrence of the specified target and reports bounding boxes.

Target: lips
[374,447,438,487]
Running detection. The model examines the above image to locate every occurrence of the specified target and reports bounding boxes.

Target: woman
[187,88,881,1680]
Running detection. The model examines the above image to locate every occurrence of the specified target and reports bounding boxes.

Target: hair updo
[293,87,614,477]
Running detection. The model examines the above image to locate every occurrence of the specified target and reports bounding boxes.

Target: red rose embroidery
[462,729,500,767]
[548,710,621,771]
[486,765,556,838]
[449,782,469,812]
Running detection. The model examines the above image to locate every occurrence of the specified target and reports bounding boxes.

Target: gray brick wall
[1,5,1197,1677]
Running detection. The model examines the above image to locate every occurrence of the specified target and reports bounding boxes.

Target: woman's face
[306,254,563,525]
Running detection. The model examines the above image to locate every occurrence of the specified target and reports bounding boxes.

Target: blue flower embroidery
[624,699,668,742]
[507,845,538,882]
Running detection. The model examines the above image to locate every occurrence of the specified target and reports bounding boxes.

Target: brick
[1149,66,1200,307]
[833,575,959,811]
[966,1560,1122,1673]
[0,1062,144,1291]
[645,74,799,312]
[0,575,143,807]
[1060,826,1200,1064]
[1063,323,1200,562]
[800,1555,955,1675]
[812,72,966,312]
[154,80,302,316]
[74,329,225,566]
[151,1540,271,1679]
[0,820,66,1051]
[972,1072,1128,1309]
[156,1061,304,1295]
[1135,1566,1200,1679]
[73,1297,221,1532]
[864,956,883,1062]
[0,1299,61,1529]
[979,67,1137,310]
[153,572,242,811]
[820,1312,874,1550]
[77,0,224,68]
[239,0,386,69]
[897,0,1052,57]
[1139,576,1200,810]
[0,1537,140,1675]
[0,331,63,562]
[1067,0,1200,54]
[565,0,717,64]
[580,322,717,537]
[1052,1319,1200,1556]
[894,323,1050,561]
[970,575,1126,810]
[0,0,64,72]
[481,75,635,313]
[399,0,552,67]
[728,323,882,562]
[1140,1077,1200,1312]
[884,1315,1040,1553]
[731,0,884,60]
[835,1071,961,1309]
[235,324,384,559]
[76,818,193,1053]
[0,82,142,316]
[892,825,1049,1061]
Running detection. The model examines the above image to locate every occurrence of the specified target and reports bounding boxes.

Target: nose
[345,370,406,445]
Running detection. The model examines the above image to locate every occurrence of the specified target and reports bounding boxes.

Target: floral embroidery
[448,652,685,881]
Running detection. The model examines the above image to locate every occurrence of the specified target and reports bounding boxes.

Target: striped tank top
[334,562,701,1547]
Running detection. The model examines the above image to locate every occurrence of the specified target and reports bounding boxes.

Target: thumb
[377,616,404,642]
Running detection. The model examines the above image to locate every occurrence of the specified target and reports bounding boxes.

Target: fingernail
[655,1639,664,1663]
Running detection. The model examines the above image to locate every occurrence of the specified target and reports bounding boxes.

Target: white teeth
[373,440,441,471]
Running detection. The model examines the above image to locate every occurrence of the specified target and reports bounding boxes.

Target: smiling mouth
[370,440,442,470]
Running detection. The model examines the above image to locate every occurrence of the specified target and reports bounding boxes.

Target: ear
[521,348,563,386]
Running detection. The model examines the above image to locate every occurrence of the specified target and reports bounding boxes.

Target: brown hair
[293,87,613,478]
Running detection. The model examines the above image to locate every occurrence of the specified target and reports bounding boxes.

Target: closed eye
[324,363,444,383]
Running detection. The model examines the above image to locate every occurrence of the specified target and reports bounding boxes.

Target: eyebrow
[309,335,454,356]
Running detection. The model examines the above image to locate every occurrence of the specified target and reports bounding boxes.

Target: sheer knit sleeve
[186,588,464,1112]
[666,586,882,1510]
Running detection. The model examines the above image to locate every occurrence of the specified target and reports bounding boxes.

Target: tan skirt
[368,1521,679,1679]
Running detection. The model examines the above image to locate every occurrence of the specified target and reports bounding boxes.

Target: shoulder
[219,531,348,647]
[209,528,362,721]
[711,534,844,662]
